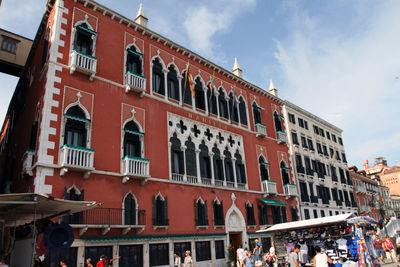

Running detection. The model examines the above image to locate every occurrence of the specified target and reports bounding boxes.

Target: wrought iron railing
[68,207,145,226]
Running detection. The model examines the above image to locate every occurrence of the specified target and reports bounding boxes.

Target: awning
[258,199,287,206]
[0,193,99,226]
[257,212,355,233]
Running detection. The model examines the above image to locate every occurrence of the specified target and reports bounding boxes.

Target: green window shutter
[194,199,198,225]
[163,197,168,225]
[220,201,224,224]
[205,200,209,225]
[152,196,156,225]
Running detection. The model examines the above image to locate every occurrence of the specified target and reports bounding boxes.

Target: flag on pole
[208,72,215,94]
[188,67,195,97]
[234,87,238,108]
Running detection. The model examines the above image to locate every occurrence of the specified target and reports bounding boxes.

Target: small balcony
[122,156,150,183]
[69,207,145,235]
[262,180,277,196]
[284,184,297,198]
[59,144,94,178]
[69,50,97,80]
[124,71,146,95]
[22,149,35,176]
[296,166,305,175]
[355,185,367,194]
[255,123,267,138]
[276,131,287,144]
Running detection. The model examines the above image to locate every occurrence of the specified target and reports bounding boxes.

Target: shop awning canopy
[258,199,287,206]
[257,212,355,233]
[0,193,99,226]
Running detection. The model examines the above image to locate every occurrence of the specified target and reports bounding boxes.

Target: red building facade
[0,0,298,266]
[349,166,381,222]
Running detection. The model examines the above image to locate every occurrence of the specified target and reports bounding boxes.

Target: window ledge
[153,225,168,230]
[196,225,209,230]
[247,225,257,229]
[213,225,224,230]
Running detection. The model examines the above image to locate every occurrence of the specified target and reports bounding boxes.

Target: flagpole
[182,61,189,106]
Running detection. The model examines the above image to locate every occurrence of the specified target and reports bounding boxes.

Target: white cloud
[274,1,400,167]
[183,0,256,58]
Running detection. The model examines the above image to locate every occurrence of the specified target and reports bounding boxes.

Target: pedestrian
[313,246,332,267]
[264,247,277,267]
[183,250,194,267]
[289,245,300,267]
[96,255,106,267]
[243,249,255,267]
[383,236,397,263]
[237,245,245,267]
[374,235,385,262]
[396,234,400,262]
[253,243,262,267]
[60,261,67,267]
[86,258,93,267]
[174,252,181,267]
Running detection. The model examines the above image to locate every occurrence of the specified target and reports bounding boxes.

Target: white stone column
[195,148,201,183]
[181,145,187,182]
[215,91,220,119]
[226,96,231,123]
[112,245,118,267]
[143,242,150,267]
[163,69,168,100]
[221,155,227,186]
[168,141,172,179]
[204,88,209,115]
[178,74,183,105]
[209,152,215,185]
[232,158,238,188]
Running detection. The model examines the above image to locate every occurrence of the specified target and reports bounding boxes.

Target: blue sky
[1,0,399,169]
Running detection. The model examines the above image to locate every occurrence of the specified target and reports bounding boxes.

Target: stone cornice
[75,0,283,104]
[283,100,342,133]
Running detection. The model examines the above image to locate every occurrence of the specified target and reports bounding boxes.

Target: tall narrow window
[124,193,137,225]
[252,102,262,125]
[63,187,84,224]
[152,58,165,95]
[245,203,256,225]
[218,88,229,119]
[123,121,142,158]
[182,71,192,106]
[29,120,38,151]
[194,199,208,226]
[224,148,234,183]
[126,46,142,75]
[259,157,270,181]
[291,132,299,145]
[280,161,290,185]
[170,134,184,175]
[153,195,168,226]
[212,145,224,183]
[64,105,88,148]
[213,200,224,226]
[199,141,211,179]
[207,86,218,115]
[258,204,268,225]
[238,96,248,126]
[167,65,179,101]
[194,77,205,111]
[185,138,197,179]
[273,112,282,132]
[74,23,95,55]
[235,150,246,184]
[229,92,239,123]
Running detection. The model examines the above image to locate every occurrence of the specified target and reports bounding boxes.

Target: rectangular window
[215,240,225,259]
[288,113,296,124]
[281,207,287,222]
[291,207,298,221]
[316,143,322,154]
[326,131,331,140]
[313,125,319,134]
[313,209,318,218]
[304,209,310,219]
[246,204,256,225]
[172,150,183,174]
[322,145,328,156]
[298,118,304,128]
[329,211,333,216]
[304,120,309,130]
[196,241,211,262]
[307,139,314,151]
[332,134,337,143]
[300,182,309,202]
[301,136,308,148]
[174,242,191,264]
[321,210,325,217]
[319,128,325,137]
[291,132,299,145]
[1,37,18,54]
[258,204,268,225]
[338,137,343,145]
[149,243,169,266]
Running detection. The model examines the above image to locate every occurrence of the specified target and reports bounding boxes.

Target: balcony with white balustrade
[22,149,35,176]
[262,180,277,196]
[122,156,150,184]
[255,123,267,138]
[276,131,287,144]
[59,144,94,178]
[125,71,146,95]
[284,184,297,198]
[69,50,97,80]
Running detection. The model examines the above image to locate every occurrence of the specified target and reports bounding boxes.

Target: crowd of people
[235,240,277,267]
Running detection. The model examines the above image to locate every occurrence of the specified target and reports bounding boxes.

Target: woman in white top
[313,246,332,267]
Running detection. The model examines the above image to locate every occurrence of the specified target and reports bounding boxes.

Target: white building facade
[282,101,358,219]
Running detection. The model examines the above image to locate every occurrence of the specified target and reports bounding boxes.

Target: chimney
[232,57,242,78]
[268,80,277,96]
[363,160,369,169]
[135,3,148,28]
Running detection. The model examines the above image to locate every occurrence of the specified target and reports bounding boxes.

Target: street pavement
[382,259,399,267]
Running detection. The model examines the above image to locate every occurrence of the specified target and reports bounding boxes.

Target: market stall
[257,213,380,267]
